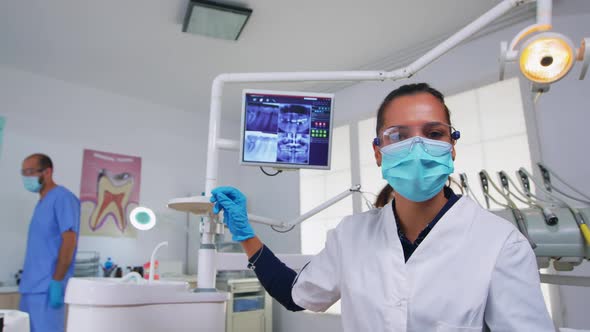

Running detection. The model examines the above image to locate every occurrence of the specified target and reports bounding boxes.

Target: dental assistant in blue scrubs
[19,154,80,332]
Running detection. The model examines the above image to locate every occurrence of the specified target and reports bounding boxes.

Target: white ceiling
[0,0,543,116]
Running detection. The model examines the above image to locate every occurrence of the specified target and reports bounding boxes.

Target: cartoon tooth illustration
[88,169,134,232]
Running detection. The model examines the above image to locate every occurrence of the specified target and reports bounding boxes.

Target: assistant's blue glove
[210,186,255,242]
[48,279,64,308]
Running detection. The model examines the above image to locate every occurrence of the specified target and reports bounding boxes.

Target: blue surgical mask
[380,136,454,202]
[22,176,42,193]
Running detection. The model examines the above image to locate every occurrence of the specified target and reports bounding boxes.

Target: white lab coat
[292,197,554,332]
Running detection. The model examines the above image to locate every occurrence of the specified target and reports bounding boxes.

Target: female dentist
[211,83,554,332]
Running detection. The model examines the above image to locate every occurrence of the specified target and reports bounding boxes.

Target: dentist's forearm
[241,236,263,258]
[244,241,304,312]
[53,231,77,281]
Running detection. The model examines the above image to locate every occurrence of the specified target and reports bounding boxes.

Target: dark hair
[375,83,451,136]
[28,153,53,170]
[374,184,394,208]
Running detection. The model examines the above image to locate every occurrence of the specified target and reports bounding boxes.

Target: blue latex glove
[210,186,255,242]
[48,279,64,308]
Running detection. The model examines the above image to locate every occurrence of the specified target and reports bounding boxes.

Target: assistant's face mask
[380,136,454,202]
[22,176,43,193]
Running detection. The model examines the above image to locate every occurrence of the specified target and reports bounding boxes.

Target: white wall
[0,65,237,283]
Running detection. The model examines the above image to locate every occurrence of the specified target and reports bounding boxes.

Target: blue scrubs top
[20,186,80,294]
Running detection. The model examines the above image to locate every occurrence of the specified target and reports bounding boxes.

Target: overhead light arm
[506,0,553,56]
[536,0,552,26]
[579,38,589,80]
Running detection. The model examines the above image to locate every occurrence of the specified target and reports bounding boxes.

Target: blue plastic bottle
[104,257,113,270]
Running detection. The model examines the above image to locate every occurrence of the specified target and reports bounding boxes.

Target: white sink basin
[65,277,229,332]
[65,277,227,306]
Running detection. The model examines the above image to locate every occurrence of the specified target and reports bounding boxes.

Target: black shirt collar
[392,187,460,262]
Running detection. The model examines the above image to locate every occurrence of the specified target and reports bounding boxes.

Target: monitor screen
[240,89,334,170]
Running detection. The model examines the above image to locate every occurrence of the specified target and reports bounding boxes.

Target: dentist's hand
[48,279,64,308]
[210,186,255,242]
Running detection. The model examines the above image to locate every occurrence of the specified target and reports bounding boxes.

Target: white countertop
[65,277,228,306]
[0,286,19,294]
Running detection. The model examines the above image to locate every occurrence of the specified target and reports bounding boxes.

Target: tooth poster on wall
[79,149,142,237]
[0,116,5,160]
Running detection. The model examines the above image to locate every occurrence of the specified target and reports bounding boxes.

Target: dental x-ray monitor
[240,89,334,170]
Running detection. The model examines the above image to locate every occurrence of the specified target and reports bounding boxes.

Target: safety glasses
[380,136,453,158]
[21,168,44,176]
[377,122,459,148]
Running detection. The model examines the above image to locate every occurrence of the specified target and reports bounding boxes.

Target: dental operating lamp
[499,0,589,92]
[165,0,589,291]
